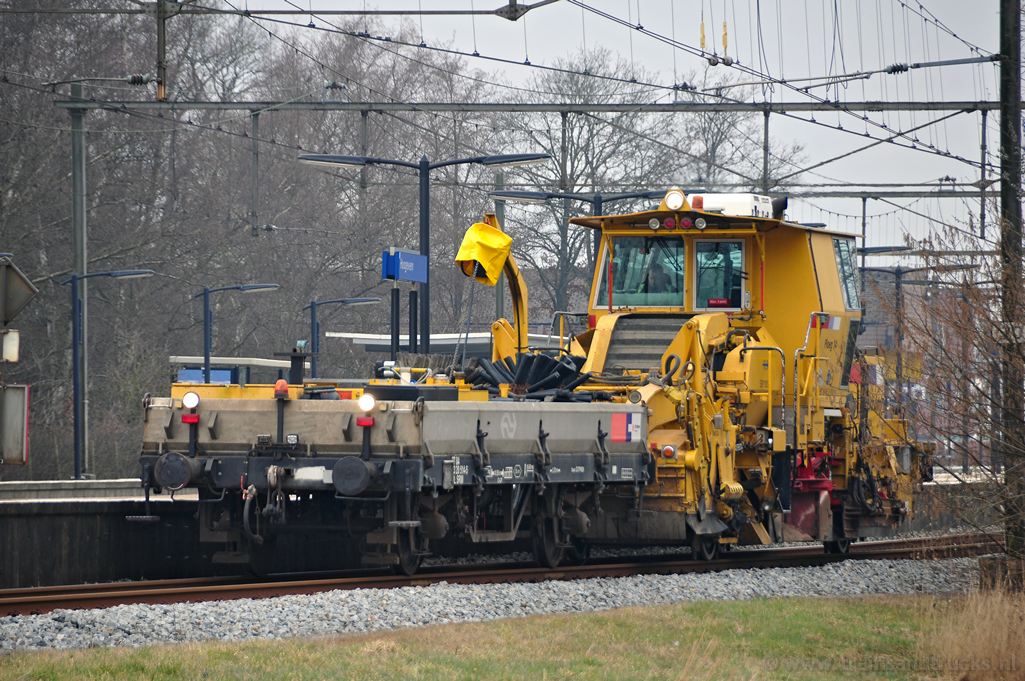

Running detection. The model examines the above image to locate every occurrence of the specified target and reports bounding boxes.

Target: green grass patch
[0,595,952,680]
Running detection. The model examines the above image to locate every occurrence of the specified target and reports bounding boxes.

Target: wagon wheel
[394,492,423,576]
[532,515,565,569]
[691,534,720,561]
[395,525,421,576]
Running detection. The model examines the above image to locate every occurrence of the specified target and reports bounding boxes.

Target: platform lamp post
[489,189,665,261]
[65,269,155,480]
[195,283,280,383]
[304,296,380,377]
[298,152,550,354]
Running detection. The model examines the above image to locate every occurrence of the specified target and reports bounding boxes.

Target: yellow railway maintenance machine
[456,188,930,559]
[140,188,930,573]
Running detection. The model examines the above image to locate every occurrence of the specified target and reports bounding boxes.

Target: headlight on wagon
[181,391,200,410]
[357,392,376,412]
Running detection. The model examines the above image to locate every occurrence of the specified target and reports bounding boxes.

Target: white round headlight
[357,393,376,412]
[664,189,686,211]
[182,391,201,409]
[647,218,661,230]
[694,217,707,230]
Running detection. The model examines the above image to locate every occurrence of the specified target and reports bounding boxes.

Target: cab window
[833,237,860,309]
[594,236,685,307]
[695,241,744,309]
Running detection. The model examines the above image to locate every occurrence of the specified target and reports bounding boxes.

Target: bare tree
[894,223,1024,574]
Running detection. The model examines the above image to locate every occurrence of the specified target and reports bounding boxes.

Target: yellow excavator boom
[454,213,529,361]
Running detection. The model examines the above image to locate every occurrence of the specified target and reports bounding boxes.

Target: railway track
[0,533,995,617]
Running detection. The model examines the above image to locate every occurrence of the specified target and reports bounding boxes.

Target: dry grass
[919,590,1025,681]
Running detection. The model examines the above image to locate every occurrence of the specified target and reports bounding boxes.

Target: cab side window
[833,238,860,310]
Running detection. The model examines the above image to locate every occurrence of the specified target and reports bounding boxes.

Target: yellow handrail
[740,346,785,430]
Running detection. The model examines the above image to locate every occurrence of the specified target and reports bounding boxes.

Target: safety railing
[546,311,588,356]
[792,312,828,449]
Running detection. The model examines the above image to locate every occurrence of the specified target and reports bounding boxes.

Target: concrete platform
[0,498,212,589]
[0,481,988,590]
[0,478,197,501]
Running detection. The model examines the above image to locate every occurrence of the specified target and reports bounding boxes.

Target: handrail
[792,312,828,449]
[797,356,831,443]
[739,345,786,432]
[547,310,587,356]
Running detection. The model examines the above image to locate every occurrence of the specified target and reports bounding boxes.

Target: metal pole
[593,194,603,264]
[559,113,568,193]
[418,156,431,354]
[390,282,400,362]
[203,287,212,383]
[980,109,988,239]
[155,0,168,101]
[70,275,82,480]
[494,170,506,320]
[558,112,569,312]
[309,300,319,378]
[70,83,89,477]
[762,109,770,193]
[961,328,971,474]
[999,0,1024,558]
[408,289,418,353]
[359,111,369,229]
[859,196,867,317]
[894,268,904,417]
[250,111,259,235]
[990,348,1001,473]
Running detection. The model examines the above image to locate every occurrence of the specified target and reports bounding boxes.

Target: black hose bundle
[468,352,593,401]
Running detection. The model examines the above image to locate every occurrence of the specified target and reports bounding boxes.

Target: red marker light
[356,416,375,427]
[692,195,704,210]
[663,217,677,229]
[679,218,693,228]
[181,413,200,425]
[587,314,597,329]
[338,390,353,400]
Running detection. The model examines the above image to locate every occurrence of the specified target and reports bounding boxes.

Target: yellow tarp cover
[454,221,512,286]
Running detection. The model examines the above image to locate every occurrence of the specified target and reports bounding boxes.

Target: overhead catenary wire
[206,0,691,100]
[8,0,984,247]
[23,0,990,172]
[774,109,969,183]
[567,1,983,169]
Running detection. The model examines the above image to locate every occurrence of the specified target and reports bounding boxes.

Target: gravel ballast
[0,557,978,652]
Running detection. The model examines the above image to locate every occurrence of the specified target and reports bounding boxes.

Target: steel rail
[0,534,995,617]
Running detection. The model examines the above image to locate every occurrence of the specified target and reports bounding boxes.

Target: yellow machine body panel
[574,206,863,439]
[561,190,919,543]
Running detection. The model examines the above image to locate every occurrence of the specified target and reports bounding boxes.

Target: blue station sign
[381,248,428,284]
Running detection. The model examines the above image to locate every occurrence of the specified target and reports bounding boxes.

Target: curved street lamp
[303,296,380,377]
[299,151,550,352]
[193,283,280,383]
[63,269,155,479]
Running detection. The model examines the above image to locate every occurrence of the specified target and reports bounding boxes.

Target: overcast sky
[256,1,1004,255]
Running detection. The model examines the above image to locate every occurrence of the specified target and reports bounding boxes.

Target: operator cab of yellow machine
[570,187,863,382]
